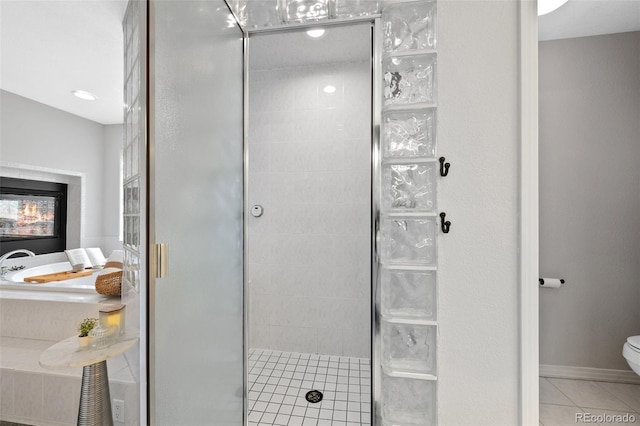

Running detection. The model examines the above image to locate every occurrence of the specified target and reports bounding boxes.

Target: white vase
[78,335,90,349]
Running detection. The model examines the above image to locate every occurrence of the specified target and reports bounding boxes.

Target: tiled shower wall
[248,60,371,358]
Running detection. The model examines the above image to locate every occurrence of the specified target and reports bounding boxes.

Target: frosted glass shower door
[149,1,244,425]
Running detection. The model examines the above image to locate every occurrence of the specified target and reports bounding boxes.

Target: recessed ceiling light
[323,85,336,94]
[307,28,325,38]
[72,90,98,101]
[538,0,568,16]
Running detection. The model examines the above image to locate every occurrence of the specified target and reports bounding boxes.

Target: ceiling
[539,0,640,41]
[0,1,127,125]
[1,1,638,125]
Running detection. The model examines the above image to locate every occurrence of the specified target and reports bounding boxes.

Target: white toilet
[623,336,640,375]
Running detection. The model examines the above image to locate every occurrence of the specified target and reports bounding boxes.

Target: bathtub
[1,261,100,293]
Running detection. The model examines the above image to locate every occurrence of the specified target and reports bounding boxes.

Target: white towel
[106,250,124,264]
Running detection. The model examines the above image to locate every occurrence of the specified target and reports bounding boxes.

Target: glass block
[124,145,132,180]
[243,0,282,28]
[333,0,380,18]
[381,216,436,265]
[381,374,436,425]
[383,54,436,107]
[381,268,436,320]
[125,109,131,143]
[131,58,140,103]
[382,319,436,375]
[227,0,247,27]
[131,137,139,177]
[382,163,436,211]
[125,71,132,111]
[123,249,131,285]
[131,178,140,214]
[124,182,132,214]
[124,179,140,215]
[125,41,131,80]
[123,11,131,48]
[131,99,140,139]
[132,216,140,247]
[382,109,436,158]
[124,216,132,246]
[132,25,139,60]
[285,0,329,22]
[383,0,436,54]
[123,249,140,290]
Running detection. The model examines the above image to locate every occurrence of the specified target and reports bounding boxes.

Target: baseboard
[540,364,640,384]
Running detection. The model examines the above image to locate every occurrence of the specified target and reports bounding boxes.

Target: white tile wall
[0,298,107,341]
[248,60,371,357]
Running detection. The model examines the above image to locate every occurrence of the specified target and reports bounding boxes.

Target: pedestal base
[78,360,113,426]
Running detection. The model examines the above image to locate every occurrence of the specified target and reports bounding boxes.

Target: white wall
[0,90,122,254]
[539,32,640,370]
[102,123,123,254]
[247,59,371,358]
[437,1,520,424]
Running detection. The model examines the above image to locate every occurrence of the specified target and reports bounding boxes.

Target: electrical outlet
[113,399,125,423]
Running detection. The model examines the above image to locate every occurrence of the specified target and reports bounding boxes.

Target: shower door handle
[153,243,168,278]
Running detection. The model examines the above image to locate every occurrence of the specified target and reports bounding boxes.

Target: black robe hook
[439,157,450,177]
[440,212,451,234]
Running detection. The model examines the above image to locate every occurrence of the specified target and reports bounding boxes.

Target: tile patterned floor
[248,349,371,426]
[540,377,640,425]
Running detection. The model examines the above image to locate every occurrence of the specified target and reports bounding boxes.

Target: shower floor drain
[305,390,323,403]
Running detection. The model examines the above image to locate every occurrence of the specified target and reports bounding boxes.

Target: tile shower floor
[248,349,371,426]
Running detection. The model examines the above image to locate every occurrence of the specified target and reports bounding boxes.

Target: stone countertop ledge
[40,329,139,370]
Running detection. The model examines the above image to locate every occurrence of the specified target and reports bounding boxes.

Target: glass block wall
[378,1,438,425]
[123,0,144,295]
[121,0,147,422]
[229,0,381,28]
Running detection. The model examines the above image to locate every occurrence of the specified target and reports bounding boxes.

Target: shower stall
[146,1,438,425]
[245,24,373,424]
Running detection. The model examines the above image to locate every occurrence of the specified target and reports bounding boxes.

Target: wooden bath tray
[24,270,93,283]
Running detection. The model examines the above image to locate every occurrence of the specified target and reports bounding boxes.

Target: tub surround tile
[0,369,14,417]
[42,374,79,424]
[0,299,106,341]
[12,372,43,420]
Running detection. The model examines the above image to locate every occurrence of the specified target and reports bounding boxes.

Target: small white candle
[99,304,125,335]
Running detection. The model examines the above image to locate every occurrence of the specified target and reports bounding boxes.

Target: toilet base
[623,342,640,376]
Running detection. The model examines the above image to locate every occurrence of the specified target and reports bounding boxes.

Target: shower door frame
[240,16,383,426]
